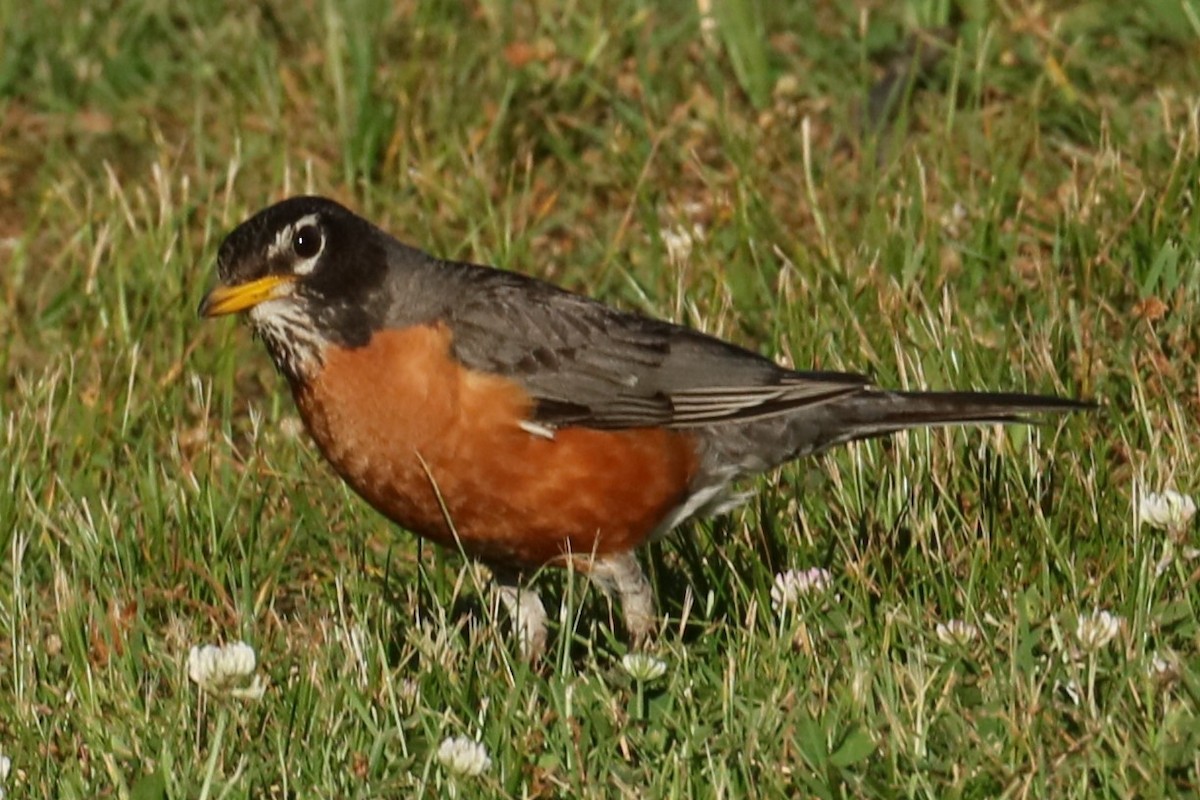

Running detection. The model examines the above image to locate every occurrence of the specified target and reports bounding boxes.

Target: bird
[199,195,1089,660]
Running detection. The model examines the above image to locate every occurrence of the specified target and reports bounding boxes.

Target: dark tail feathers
[839,390,1094,443]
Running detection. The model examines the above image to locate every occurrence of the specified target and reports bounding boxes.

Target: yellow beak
[198,274,297,317]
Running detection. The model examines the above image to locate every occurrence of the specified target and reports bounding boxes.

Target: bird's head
[199,196,390,380]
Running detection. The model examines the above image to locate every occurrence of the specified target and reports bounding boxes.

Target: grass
[1,0,1198,796]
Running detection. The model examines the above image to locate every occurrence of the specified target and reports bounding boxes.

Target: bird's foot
[492,571,548,662]
[588,551,657,647]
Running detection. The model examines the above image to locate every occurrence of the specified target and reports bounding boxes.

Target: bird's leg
[491,569,548,662]
[588,551,657,646]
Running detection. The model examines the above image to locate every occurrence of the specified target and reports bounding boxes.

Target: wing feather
[436,263,869,430]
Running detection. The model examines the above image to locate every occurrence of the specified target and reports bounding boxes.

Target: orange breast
[293,324,700,569]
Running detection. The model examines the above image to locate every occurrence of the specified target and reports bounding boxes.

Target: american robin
[199,196,1088,659]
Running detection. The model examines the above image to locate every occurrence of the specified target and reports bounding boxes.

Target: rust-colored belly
[293,324,699,569]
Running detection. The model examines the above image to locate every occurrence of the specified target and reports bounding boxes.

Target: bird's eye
[292,224,323,259]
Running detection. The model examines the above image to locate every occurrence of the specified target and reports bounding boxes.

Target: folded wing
[441,268,869,430]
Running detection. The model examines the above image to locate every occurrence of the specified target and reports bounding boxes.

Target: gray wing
[438,265,870,430]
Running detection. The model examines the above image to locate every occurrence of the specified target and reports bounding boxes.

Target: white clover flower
[436,735,491,777]
[1138,489,1196,531]
[188,641,255,682]
[935,619,979,647]
[770,567,833,613]
[621,653,667,683]
[662,223,704,267]
[187,641,265,700]
[1075,610,1122,653]
[1149,651,1179,684]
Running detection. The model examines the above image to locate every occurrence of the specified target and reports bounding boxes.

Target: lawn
[1,0,1198,797]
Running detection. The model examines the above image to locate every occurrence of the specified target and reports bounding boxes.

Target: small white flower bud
[436,736,491,777]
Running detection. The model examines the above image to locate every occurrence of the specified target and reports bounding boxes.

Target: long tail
[724,389,1094,469]
[707,388,1091,471]
[814,389,1093,449]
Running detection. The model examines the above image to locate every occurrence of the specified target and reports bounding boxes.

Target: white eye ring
[273,213,323,275]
